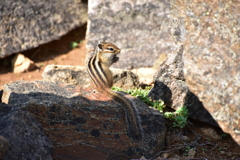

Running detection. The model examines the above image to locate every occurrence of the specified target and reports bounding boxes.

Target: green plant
[164,106,188,128]
[221,133,227,138]
[202,148,207,152]
[112,86,165,112]
[184,146,191,155]
[206,137,210,141]
[184,146,195,156]
[185,146,191,152]
[38,63,44,67]
[111,87,188,128]
[70,40,83,49]
[70,42,79,48]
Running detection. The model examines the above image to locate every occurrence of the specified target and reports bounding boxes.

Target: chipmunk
[86,41,142,141]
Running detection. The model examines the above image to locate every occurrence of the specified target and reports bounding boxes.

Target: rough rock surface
[148,45,218,126]
[0,0,87,58]
[0,135,9,159]
[42,65,140,89]
[150,0,240,144]
[2,81,166,159]
[171,0,240,144]
[86,0,174,69]
[0,103,53,160]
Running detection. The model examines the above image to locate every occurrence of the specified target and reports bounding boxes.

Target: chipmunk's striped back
[86,42,142,141]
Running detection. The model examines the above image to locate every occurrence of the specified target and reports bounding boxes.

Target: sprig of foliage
[71,42,79,48]
[111,86,188,128]
[70,40,83,49]
[112,86,165,112]
[164,106,188,128]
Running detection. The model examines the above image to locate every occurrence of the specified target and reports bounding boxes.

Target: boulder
[2,80,166,159]
[172,0,240,144]
[11,53,36,73]
[86,0,174,69]
[0,0,87,58]
[0,103,53,160]
[149,0,240,145]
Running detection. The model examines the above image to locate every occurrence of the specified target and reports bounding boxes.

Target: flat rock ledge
[42,65,140,89]
[2,80,166,160]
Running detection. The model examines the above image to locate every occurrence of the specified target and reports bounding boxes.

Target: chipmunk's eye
[107,47,114,51]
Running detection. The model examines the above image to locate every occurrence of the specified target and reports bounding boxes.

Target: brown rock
[2,80,166,159]
[11,54,36,73]
[42,65,139,89]
[0,136,9,159]
[200,127,221,141]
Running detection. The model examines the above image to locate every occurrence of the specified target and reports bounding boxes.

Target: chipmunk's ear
[98,41,103,50]
[98,43,103,50]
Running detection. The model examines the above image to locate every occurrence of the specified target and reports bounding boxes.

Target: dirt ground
[155,119,240,160]
[0,25,240,160]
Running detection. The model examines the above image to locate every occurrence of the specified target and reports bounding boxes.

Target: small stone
[131,68,156,85]
[200,127,221,140]
[188,148,196,158]
[227,152,232,156]
[181,135,191,142]
[162,152,170,158]
[11,54,36,73]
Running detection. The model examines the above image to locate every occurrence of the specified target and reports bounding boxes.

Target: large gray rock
[0,103,53,160]
[86,0,174,69]
[172,0,240,144]
[147,1,217,126]
[2,81,166,160]
[0,0,87,58]
[150,0,240,145]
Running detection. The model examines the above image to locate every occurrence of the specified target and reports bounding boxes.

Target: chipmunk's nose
[116,48,121,54]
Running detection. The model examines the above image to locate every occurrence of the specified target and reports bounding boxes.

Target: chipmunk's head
[97,41,121,66]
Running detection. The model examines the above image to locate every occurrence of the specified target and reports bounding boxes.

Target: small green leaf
[71,42,79,48]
